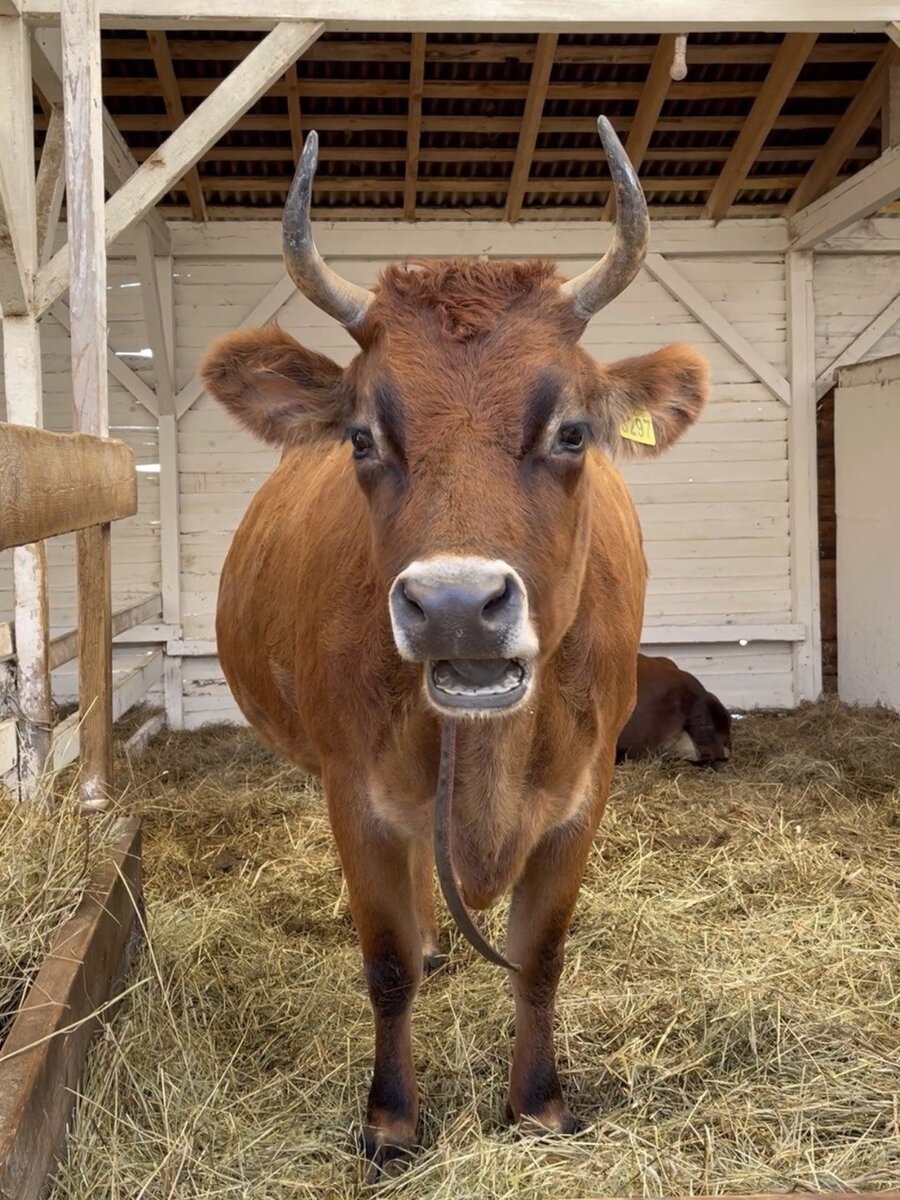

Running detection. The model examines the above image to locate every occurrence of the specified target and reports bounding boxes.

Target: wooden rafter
[601,34,676,220]
[284,60,304,165]
[702,33,816,221]
[506,34,557,221]
[789,143,900,248]
[883,64,900,149]
[147,30,207,221]
[403,33,426,220]
[784,43,898,216]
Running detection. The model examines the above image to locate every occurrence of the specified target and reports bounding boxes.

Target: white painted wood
[175,273,296,416]
[31,28,171,256]
[36,21,324,315]
[0,717,16,781]
[643,253,792,404]
[123,711,165,756]
[786,251,822,702]
[885,21,900,51]
[0,15,37,315]
[35,104,66,269]
[134,223,174,407]
[818,216,900,253]
[835,354,900,707]
[16,1,900,33]
[168,219,790,259]
[49,299,159,416]
[815,291,900,398]
[790,144,900,250]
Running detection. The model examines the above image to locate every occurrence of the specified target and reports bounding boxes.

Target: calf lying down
[617,654,732,766]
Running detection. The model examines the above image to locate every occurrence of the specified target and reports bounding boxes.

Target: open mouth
[426,657,532,713]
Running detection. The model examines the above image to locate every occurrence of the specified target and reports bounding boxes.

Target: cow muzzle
[389,557,537,716]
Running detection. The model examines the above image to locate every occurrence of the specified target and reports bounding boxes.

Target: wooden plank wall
[7,242,898,723]
[0,257,161,657]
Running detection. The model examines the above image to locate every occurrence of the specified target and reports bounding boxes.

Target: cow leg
[505,814,598,1134]
[326,781,422,1165]
[411,841,446,974]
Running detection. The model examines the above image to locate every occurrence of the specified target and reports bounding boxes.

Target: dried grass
[38,698,900,1198]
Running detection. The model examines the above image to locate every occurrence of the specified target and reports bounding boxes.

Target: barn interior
[1,6,900,1199]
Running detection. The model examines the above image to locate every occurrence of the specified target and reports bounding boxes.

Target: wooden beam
[601,33,676,221]
[786,251,822,702]
[0,819,142,1200]
[887,21,900,50]
[882,63,900,150]
[702,33,816,221]
[284,59,303,165]
[14,1,900,33]
[36,20,324,315]
[789,142,900,248]
[49,299,159,416]
[403,32,426,220]
[0,426,136,550]
[48,593,161,671]
[31,28,171,255]
[784,43,898,216]
[175,272,296,417]
[506,33,556,222]
[146,29,206,222]
[34,103,65,265]
[815,291,900,399]
[0,15,37,315]
[643,253,792,404]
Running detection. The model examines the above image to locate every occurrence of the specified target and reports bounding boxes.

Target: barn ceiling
[35,29,898,221]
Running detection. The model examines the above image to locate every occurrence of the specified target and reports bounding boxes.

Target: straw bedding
[8,698,898,1198]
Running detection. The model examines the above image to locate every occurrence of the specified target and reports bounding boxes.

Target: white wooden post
[63,0,113,806]
[0,14,52,801]
[786,251,823,703]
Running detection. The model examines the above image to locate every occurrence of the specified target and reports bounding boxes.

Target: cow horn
[283,130,375,334]
[560,116,650,322]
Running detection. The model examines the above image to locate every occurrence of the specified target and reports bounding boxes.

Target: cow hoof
[422,950,449,976]
[360,1126,417,1180]
[507,1101,581,1136]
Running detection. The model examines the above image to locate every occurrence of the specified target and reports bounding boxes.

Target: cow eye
[554,422,588,454]
[349,427,375,460]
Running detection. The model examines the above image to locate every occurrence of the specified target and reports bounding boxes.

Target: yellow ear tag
[619,410,656,447]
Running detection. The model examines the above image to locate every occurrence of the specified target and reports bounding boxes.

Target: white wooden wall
[4,225,900,724]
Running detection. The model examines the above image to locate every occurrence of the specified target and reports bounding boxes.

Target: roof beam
[34,103,65,265]
[789,142,900,248]
[883,63,900,150]
[31,28,171,254]
[702,33,816,220]
[602,33,676,221]
[284,60,304,165]
[146,30,206,222]
[403,32,426,220]
[506,33,557,221]
[887,22,900,49]
[784,43,898,216]
[14,3,900,33]
[35,19,323,315]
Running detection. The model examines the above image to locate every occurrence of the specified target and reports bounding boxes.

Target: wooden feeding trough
[0,422,145,1200]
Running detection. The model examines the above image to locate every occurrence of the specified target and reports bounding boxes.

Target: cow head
[201,118,709,719]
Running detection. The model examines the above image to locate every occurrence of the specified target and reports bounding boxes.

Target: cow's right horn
[560,116,650,323]
[283,130,375,337]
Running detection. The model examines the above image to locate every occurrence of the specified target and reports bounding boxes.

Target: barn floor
[45,699,899,1199]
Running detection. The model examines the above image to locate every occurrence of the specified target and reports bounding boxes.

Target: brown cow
[616,654,732,766]
[200,118,709,1164]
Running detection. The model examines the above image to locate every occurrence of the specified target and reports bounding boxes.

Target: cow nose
[389,558,530,662]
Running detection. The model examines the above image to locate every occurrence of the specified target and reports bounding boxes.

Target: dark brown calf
[616,654,732,766]
[200,118,709,1165]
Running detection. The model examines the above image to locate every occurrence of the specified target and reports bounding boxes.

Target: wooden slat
[402,32,426,220]
[284,60,304,166]
[0,426,136,549]
[0,819,142,1200]
[48,593,162,672]
[815,290,900,398]
[34,103,66,267]
[506,33,557,221]
[0,17,37,315]
[146,30,207,221]
[601,33,676,221]
[784,43,898,216]
[702,33,817,220]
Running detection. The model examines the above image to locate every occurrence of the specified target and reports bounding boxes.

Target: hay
[0,780,117,1044]
[46,698,899,1198]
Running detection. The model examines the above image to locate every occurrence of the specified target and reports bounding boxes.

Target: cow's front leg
[505,810,599,1134]
[411,841,446,974]
[325,775,422,1166]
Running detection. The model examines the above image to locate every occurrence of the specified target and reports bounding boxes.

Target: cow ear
[587,344,710,458]
[200,326,351,447]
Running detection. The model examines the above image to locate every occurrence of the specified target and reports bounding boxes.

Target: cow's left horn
[283,130,375,335]
[560,116,650,322]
